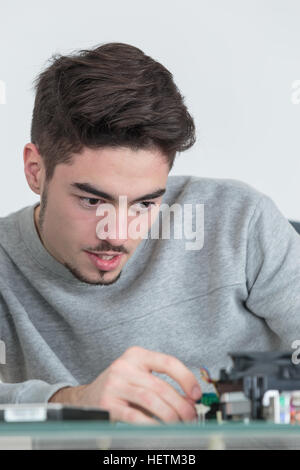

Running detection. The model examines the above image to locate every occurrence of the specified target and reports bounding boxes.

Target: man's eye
[129,201,156,215]
[79,197,102,208]
[138,202,155,209]
[79,197,156,211]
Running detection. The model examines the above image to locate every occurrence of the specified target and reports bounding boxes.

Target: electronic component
[199,351,300,423]
[220,391,251,421]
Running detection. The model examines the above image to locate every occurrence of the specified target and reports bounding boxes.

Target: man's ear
[23,143,45,195]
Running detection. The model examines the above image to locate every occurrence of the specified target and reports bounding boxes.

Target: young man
[0,42,299,425]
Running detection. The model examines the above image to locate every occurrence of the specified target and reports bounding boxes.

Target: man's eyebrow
[70,182,166,203]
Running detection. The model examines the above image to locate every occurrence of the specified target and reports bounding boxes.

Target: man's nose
[96,206,129,244]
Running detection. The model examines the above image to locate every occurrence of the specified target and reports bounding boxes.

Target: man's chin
[63,263,122,286]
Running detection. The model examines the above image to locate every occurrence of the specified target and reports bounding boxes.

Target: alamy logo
[0,340,6,364]
[95,198,205,251]
[291,80,300,104]
[291,339,300,364]
[0,81,6,104]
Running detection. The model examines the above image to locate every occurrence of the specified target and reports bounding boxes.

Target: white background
[0,0,299,219]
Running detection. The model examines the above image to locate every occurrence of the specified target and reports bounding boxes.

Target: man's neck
[34,204,43,243]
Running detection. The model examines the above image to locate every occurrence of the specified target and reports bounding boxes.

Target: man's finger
[125,347,202,401]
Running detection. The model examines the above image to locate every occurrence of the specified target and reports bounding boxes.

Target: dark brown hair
[30,42,196,182]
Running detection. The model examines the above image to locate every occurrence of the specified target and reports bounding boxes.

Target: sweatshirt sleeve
[0,380,76,404]
[245,194,300,347]
[0,278,78,404]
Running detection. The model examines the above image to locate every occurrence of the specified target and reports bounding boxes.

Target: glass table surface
[0,420,299,449]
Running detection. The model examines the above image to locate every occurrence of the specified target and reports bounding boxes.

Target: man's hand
[49,346,202,424]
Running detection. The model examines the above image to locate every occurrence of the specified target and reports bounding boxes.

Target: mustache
[86,241,128,254]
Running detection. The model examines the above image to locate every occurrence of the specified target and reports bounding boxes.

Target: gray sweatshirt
[0,174,299,404]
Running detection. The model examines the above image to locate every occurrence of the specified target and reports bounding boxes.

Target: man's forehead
[52,146,170,199]
[73,145,168,168]
[57,147,169,178]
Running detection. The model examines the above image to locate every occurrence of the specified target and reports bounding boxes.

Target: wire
[199,366,220,397]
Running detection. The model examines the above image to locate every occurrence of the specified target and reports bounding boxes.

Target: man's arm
[0,379,77,403]
[245,194,300,347]
[0,285,78,404]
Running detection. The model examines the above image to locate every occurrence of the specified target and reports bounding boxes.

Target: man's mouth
[96,254,116,260]
[89,252,121,259]
[85,251,124,271]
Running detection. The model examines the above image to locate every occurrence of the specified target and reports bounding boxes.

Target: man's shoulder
[165,174,264,206]
[0,204,37,287]
[0,204,33,255]
[0,206,23,239]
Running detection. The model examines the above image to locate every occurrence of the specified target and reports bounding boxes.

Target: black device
[0,403,109,422]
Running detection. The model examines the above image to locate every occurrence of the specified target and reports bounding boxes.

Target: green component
[198,393,219,406]
[280,394,290,407]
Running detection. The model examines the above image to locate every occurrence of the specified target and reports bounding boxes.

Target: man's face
[34,146,170,286]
